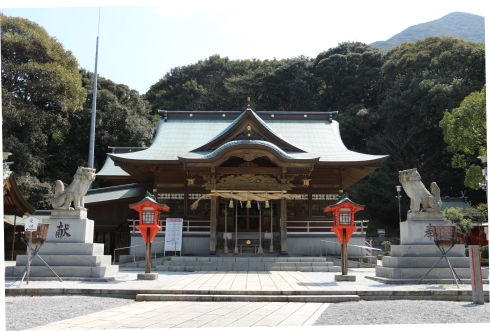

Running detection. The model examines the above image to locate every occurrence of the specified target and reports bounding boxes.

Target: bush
[481,245,489,260]
[381,240,391,251]
[442,207,473,238]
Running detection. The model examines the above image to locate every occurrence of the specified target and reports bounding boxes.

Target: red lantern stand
[324,198,364,281]
[129,196,169,278]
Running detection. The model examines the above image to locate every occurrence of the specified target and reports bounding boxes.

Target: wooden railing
[286,219,369,234]
[128,219,210,234]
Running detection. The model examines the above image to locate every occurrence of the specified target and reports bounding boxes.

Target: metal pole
[26,232,32,284]
[88,8,100,169]
[396,186,402,226]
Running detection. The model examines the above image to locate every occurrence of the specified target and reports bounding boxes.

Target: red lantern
[129,196,169,243]
[129,196,169,274]
[324,197,364,243]
[324,197,364,277]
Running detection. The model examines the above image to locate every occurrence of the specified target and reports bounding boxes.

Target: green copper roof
[109,110,387,166]
[96,156,131,177]
[85,184,147,204]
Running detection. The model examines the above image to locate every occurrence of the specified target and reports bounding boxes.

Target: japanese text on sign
[164,218,183,252]
[55,222,71,239]
[24,217,40,232]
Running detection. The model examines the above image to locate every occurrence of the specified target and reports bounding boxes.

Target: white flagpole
[88,8,100,169]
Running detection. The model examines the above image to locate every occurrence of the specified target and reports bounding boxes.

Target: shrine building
[86,107,388,260]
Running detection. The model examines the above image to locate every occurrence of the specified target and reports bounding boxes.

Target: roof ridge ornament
[327,111,339,123]
[243,96,253,112]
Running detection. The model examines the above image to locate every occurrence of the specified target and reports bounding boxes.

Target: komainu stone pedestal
[5,211,119,280]
[374,212,488,283]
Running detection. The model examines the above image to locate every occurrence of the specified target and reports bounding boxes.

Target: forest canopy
[1,14,486,234]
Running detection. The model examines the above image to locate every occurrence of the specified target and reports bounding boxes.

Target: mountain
[369,12,484,51]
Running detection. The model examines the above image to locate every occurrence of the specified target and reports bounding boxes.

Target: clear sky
[0,0,488,95]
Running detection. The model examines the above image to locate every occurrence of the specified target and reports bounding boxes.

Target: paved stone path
[164,270,320,291]
[6,269,488,330]
[24,301,328,329]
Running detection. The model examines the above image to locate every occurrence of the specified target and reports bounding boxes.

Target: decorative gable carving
[190,108,305,153]
[233,124,265,141]
[235,152,266,162]
[202,173,294,190]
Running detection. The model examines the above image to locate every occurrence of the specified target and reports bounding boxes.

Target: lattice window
[340,213,351,225]
[188,193,210,217]
[157,193,184,217]
[287,194,309,217]
[142,212,154,224]
[311,194,339,216]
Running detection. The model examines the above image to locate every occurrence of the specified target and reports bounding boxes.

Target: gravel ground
[314,300,490,325]
[5,296,489,330]
[4,295,134,331]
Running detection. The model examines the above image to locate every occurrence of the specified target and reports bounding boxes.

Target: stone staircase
[120,256,341,272]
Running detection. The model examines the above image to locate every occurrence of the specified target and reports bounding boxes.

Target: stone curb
[365,275,490,284]
[135,294,360,302]
[5,287,488,302]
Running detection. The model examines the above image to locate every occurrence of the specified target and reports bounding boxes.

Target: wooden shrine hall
[88,107,388,259]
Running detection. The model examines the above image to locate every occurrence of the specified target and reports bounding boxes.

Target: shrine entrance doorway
[218,198,280,233]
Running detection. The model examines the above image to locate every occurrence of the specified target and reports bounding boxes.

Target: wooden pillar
[209,196,217,255]
[145,229,152,273]
[280,198,288,256]
[341,228,348,275]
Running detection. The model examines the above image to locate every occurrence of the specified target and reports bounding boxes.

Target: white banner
[164,218,183,252]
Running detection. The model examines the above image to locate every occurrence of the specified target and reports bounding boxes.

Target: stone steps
[121,256,341,272]
[380,256,470,268]
[5,242,118,279]
[15,254,112,267]
[374,244,489,282]
[5,265,120,278]
[375,266,488,279]
[135,293,360,303]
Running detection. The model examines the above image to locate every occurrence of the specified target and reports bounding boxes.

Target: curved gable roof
[191,108,305,152]
[108,110,388,167]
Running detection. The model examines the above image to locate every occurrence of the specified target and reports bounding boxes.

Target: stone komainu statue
[51,167,96,211]
[399,168,442,212]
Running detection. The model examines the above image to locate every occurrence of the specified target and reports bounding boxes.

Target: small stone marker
[335,275,356,281]
[468,245,484,304]
[138,273,158,280]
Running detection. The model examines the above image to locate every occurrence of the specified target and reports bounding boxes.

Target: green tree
[144,54,253,112]
[16,174,54,210]
[313,42,385,151]
[224,59,282,110]
[261,56,316,111]
[440,85,486,189]
[1,14,86,179]
[442,207,473,238]
[370,37,485,196]
[67,70,159,174]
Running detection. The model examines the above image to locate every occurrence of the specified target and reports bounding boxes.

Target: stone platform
[372,212,490,283]
[5,243,119,279]
[5,215,118,280]
[374,244,489,282]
